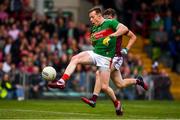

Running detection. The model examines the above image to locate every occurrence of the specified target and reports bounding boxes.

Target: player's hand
[121,48,128,55]
[103,36,110,46]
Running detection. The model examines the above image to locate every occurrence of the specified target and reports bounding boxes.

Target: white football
[42,66,56,81]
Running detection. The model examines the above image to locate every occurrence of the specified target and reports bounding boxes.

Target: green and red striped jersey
[91,19,119,58]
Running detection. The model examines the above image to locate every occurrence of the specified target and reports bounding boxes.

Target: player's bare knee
[101,84,108,92]
[116,82,126,88]
[71,55,79,64]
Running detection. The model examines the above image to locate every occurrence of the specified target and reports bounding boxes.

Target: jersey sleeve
[109,19,119,30]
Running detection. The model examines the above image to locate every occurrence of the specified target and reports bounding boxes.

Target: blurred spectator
[160,69,173,100]
[3,36,13,55]
[169,16,180,72]
[133,2,151,37]
[150,12,164,36]
[0,73,13,99]
[28,37,37,52]
[0,4,8,22]
[57,17,67,42]
[51,33,62,57]
[126,53,135,69]
[25,57,36,74]
[8,23,20,41]
[2,54,12,73]
[28,66,45,99]
[21,20,31,39]
[43,16,55,38]
[154,69,173,100]
[164,10,173,33]
[10,0,22,13]
[79,26,93,51]
[153,25,168,55]
[31,25,43,43]
[59,53,68,74]
[10,64,24,101]
[52,53,61,72]
[133,55,144,75]
[150,12,165,61]
[150,61,160,75]
[67,20,79,43]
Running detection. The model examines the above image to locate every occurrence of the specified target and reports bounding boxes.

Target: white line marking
[0,108,101,116]
[1,108,174,119]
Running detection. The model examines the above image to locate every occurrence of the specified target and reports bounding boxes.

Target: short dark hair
[103,8,117,18]
[88,7,102,15]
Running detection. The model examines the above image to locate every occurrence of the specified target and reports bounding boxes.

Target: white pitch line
[0,108,102,116]
[0,109,175,119]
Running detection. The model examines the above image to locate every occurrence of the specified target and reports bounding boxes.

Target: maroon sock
[136,79,144,87]
[90,94,98,102]
[136,79,140,85]
[113,100,118,107]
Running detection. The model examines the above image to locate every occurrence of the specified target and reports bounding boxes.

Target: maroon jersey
[115,36,122,57]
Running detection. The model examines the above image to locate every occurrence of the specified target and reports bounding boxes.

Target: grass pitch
[0,99,180,119]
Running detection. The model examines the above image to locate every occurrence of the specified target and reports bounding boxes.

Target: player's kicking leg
[48,51,94,89]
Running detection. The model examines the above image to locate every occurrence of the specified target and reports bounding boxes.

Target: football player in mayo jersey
[81,8,148,115]
[48,7,125,115]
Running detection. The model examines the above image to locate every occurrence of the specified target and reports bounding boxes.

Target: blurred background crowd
[0,0,179,101]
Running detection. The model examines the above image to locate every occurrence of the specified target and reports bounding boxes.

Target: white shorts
[87,51,112,69]
[112,56,123,70]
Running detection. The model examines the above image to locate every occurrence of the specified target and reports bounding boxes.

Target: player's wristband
[121,48,128,55]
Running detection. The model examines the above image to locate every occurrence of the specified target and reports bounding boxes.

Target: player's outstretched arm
[124,30,137,50]
[110,23,128,37]
[110,23,137,51]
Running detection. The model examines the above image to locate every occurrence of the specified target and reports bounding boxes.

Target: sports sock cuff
[113,100,119,106]
[62,74,70,81]
[91,94,98,102]
[93,93,99,96]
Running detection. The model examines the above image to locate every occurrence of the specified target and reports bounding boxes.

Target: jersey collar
[99,18,105,26]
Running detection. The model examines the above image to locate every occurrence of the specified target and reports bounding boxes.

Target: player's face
[89,11,101,26]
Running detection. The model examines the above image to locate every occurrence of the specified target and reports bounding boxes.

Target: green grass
[0,100,180,119]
